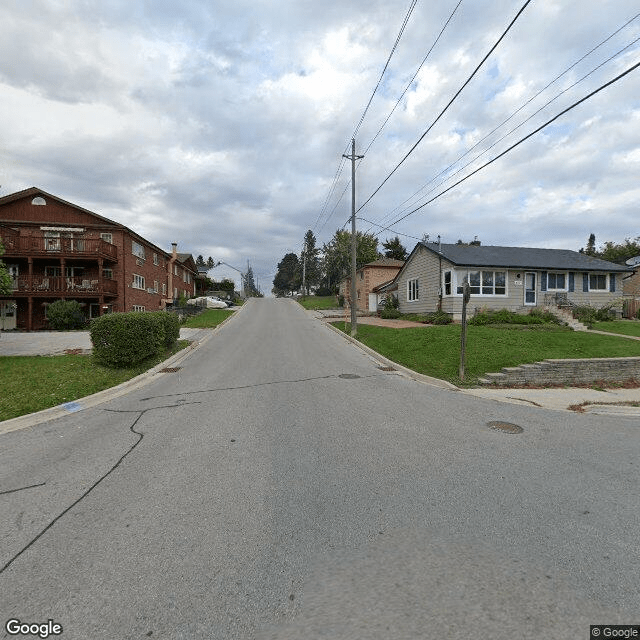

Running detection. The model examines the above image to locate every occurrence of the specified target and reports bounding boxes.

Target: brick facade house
[0,188,197,330]
[341,258,405,312]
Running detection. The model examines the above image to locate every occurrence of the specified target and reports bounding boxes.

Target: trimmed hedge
[47,300,86,330]
[90,311,179,367]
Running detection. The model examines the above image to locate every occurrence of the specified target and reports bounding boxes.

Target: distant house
[0,187,197,330]
[341,258,404,312]
[395,241,633,321]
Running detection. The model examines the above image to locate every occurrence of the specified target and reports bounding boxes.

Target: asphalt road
[1,298,638,639]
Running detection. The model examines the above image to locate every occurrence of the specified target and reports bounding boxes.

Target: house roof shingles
[422,243,632,272]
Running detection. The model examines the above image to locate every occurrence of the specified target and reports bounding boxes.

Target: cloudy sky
[1,0,638,290]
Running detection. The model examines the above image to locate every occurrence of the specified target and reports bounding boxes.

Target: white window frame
[132,305,146,312]
[407,278,419,302]
[132,274,145,290]
[589,273,608,291]
[153,253,159,266]
[132,241,145,260]
[100,233,113,244]
[547,272,567,291]
[162,283,167,296]
[455,270,507,296]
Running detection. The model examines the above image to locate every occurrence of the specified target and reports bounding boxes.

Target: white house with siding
[396,241,633,321]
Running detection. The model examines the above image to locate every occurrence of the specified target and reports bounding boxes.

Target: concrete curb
[0,307,243,435]
[321,318,459,391]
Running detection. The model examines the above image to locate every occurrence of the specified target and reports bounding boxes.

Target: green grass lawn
[0,341,189,422]
[181,308,233,328]
[297,296,340,311]
[590,320,640,337]
[333,322,640,386]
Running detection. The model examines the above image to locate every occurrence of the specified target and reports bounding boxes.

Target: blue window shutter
[610,273,616,292]
[568,272,574,292]
[540,271,547,292]
[583,273,589,292]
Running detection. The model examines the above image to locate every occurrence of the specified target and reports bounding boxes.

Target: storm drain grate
[160,367,182,373]
[487,421,523,434]
[378,366,396,372]
[339,373,361,379]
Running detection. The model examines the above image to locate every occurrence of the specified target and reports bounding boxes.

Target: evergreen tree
[300,230,320,295]
[381,236,408,260]
[206,256,215,269]
[273,253,301,296]
[196,255,206,268]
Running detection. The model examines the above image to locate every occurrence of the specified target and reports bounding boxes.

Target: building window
[162,283,167,295]
[103,269,113,279]
[456,270,506,296]
[132,241,145,260]
[153,253,159,266]
[133,274,145,289]
[407,278,419,302]
[183,270,187,283]
[443,271,452,296]
[589,274,607,290]
[547,272,566,290]
[133,305,146,312]
[174,264,178,276]
[153,280,159,293]
[101,233,113,244]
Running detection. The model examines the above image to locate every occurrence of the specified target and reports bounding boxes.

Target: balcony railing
[10,275,118,296]
[2,236,117,260]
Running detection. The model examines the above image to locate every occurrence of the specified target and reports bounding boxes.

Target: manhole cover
[339,373,361,379]
[160,367,182,373]
[487,421,523,434]
[378,366,395,371]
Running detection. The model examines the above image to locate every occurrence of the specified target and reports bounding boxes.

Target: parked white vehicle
[186,296,228,309]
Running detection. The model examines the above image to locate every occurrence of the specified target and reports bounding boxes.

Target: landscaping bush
[424,310,453,325]
[338,294,345,308]
[380,309,401,319]
[573,304,616,327]
[315,286,333,297]
[160,311,180,347]
[637,307,640,320]
[469,308,561,326]
[90,311,169,367]
[46,300,86,330]
[383,295,399,311]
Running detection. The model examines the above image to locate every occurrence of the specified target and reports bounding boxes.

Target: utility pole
[343,138,364,337]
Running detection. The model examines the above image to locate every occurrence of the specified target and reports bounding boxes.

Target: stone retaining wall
[478,357,640,386]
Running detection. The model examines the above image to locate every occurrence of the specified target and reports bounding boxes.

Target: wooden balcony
[2,236,117,261]
[9,275,118,297]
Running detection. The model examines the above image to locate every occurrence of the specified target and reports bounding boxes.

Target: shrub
[315,286,333,297]
[90,311,167,367]
[383,295,399,311]
[469,308,560,326]
[573,304,616,327]
[637,307,640,320]
[46,300,86,330]
[338,294,345,308]
[424,310,452,325]
[380,309,401,319]
[159,311,180,347]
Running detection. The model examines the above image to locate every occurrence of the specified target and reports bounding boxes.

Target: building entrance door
[0,301,17,330]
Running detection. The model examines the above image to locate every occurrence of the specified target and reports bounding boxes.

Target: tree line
[272,229,408,297]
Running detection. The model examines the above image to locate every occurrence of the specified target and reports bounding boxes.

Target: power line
[373,25,640,230]
[313,0,418,236]
[384,58,640,229]
[362,0,463,157]
[356,0,532,215]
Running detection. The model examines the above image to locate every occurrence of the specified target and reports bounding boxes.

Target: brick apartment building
[0,188,197,330]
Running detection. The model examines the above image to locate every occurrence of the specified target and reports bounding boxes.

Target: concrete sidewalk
[0,328,207,356]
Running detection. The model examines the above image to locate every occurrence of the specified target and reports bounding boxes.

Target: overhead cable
[357,0,532,214]
[385,58,640,229]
